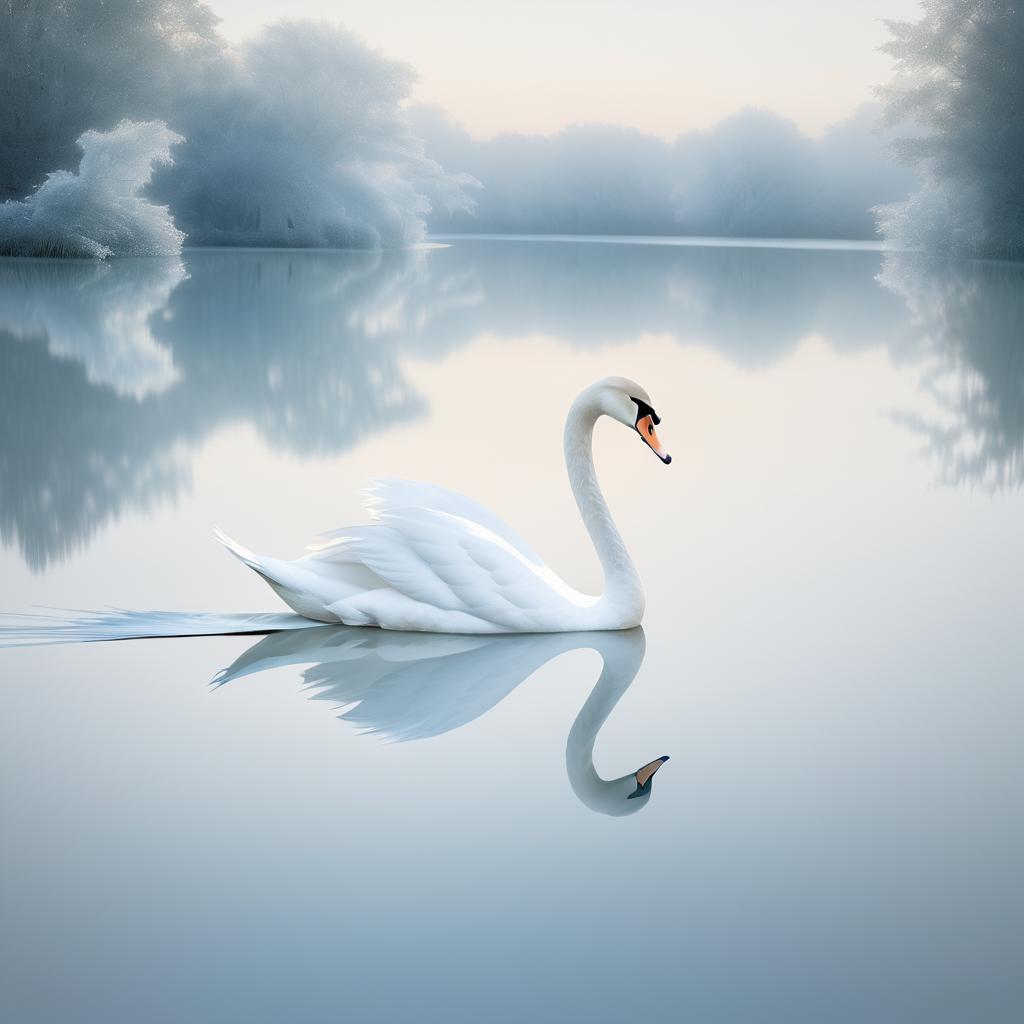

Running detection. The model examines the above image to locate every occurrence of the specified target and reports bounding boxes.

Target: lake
[1,237,1022,1022]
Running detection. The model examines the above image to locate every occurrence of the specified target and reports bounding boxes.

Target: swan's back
[218,479,602,633]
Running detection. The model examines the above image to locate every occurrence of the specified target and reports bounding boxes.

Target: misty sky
[209,0,922,138]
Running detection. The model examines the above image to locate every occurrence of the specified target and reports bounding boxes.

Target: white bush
[0,121,184,258]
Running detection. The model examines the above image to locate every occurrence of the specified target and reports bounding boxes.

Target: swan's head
[619,755,671,813]
[571,754,671,817]
[589,376,671,464]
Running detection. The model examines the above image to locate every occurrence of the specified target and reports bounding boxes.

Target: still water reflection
[215,625,664,816]
[879,253,1024,488]
[2,239,1021,570]
[1,238,1023,1023]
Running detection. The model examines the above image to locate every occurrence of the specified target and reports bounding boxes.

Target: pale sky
[208,0,922,139]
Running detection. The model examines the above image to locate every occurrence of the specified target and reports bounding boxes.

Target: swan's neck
[564,396,643,611]
[565,629,647,815]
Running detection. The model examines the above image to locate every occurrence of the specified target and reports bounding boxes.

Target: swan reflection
[214,625,667,816]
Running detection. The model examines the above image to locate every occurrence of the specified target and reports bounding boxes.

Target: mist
[149,21,478,248]
[0,2,476,255]
[415,103,916,240]
[12,2,1012,255]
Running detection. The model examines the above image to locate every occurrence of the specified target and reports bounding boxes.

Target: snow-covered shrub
[0,121,185,258]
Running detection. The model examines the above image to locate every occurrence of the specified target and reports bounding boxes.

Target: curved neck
[565,629,647,814]
[563,393,642,603]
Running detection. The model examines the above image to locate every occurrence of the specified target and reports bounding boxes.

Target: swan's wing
[360,478,546,567]
[310,507,590,631]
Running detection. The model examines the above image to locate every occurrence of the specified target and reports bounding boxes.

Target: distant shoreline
[428,233,886,252]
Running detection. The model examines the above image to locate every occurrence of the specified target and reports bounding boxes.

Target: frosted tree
[413,104,912,239]
[0,0,220,201]
[672,110,824,237]
[0,4,475,253]
[0,121,185,258]
[877,0,1024,258]
[152,21,478,248]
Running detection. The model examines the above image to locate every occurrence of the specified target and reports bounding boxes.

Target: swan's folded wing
[359,478,546,567]
[314,507,589,631]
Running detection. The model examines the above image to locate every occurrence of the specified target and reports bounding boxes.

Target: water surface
[1,238,1022,1022]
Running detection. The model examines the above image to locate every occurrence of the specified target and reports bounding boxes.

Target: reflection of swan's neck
[566,629,647,815]
[564,394,643,610]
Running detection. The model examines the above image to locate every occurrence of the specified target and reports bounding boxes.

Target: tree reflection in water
[879,253,1024,489]
[2,239,1019,572]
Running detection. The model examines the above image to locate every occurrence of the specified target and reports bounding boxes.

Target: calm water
[1,238,1022,1023]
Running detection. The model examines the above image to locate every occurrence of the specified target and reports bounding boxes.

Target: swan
[213,624,669,816]
[216,376,671,633]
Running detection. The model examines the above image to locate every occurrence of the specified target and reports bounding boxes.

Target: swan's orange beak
[636,414,671,464]
[635,756,669,787]
[628,755,670,799]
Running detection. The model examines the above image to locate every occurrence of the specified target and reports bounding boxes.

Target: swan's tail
[213,525,283,599]
[213,527,339,623]
[213,526,261,571]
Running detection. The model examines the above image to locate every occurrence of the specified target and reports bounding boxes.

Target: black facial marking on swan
[631,396,661,426]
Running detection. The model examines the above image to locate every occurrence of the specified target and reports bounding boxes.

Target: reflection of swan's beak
[628,755,669,799]
[636,415,671,464]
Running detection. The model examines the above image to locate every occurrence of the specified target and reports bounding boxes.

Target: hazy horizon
[208,0,923,140]
[1,0,1014,259]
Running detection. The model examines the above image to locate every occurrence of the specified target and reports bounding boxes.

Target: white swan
[216,376,671,633]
